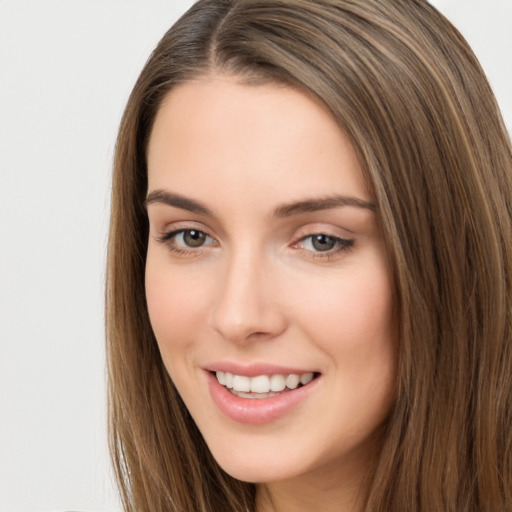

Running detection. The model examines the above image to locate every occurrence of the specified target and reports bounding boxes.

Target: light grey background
[0,1,510,511]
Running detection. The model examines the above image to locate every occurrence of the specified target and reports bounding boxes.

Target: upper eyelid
[161,228,216,243]
[155,222,355,245]
[298,233,352,242]
[294,233,354,248]
[291,220,355,234]
[154,220,215,237]
[292,225,354,243]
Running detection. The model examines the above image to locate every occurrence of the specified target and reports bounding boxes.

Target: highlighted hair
[106,1,512,510]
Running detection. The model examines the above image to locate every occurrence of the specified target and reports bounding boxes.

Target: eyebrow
[145,189,213,215]
[145,189,376,217]
[273,195,376,217]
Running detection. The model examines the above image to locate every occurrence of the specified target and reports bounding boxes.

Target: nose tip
[208,259,286,344]
[212,312,272,344]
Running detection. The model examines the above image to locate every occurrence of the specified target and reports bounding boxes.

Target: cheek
[321,274,396,424]
[292,263,394,351]
[289,261,397,408]
[144,254,210,362]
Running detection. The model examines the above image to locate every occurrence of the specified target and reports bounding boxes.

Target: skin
[145,75,397,512]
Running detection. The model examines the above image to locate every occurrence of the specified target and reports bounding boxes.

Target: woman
[106,1,512,511]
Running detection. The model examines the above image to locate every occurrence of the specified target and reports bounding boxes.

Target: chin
[212,451,303,484]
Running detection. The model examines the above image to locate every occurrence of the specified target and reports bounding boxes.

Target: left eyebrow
[273,195,376,217]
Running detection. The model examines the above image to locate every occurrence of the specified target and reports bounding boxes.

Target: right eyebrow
[144,189,213,216]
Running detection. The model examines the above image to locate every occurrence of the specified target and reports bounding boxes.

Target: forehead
[147,76,370,206]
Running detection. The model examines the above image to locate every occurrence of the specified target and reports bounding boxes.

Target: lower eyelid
[156,228,353,255]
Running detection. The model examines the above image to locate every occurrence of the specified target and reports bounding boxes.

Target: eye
[297,233,354,254]
[158,228,217,252]
[178,229,209,248]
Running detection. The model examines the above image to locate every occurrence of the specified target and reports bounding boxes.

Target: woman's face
[145,76,397,489]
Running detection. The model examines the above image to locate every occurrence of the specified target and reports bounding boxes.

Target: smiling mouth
[214,371,319,399]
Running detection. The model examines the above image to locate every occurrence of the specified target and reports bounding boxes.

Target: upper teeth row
[216,371,314,393]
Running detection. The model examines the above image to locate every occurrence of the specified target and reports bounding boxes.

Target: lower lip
[206,372,320,425]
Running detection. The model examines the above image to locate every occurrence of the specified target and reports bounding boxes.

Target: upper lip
[204,362,318,377]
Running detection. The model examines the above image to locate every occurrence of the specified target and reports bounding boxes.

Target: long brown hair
[106,1,512,510]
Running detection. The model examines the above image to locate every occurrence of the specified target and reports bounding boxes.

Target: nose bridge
[209,243,284,343]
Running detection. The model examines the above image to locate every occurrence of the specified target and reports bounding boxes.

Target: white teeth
[270,374,286,392]
[250,375,270,393]
[285,374,300,390]
[233,375,251,392]
[215,371,315,393]
[300,372,314,385]
[232,390,280,399]
[224,372,234,389]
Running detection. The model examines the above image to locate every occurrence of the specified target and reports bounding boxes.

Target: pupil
[184,230,206,247]
[312,234,336,252]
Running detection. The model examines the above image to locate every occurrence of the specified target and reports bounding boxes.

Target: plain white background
[0,1,510,511]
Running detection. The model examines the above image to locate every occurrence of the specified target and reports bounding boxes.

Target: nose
[208,249,287,344]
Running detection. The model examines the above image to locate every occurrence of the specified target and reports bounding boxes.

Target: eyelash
[294,233,354,260]
[157,229,217,256]
[156,229,354,260]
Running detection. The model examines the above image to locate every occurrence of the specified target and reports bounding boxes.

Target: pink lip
[206,370,320,425]
[204,361,317,377]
